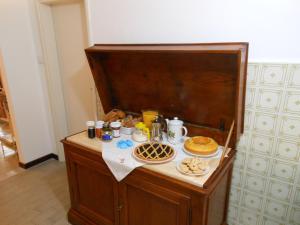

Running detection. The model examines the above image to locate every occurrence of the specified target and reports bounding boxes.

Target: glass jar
[101,123,113,142]
[132,122,149,142]
[95,120,104,138]
[110,121,121,138]
[86,121,95,139]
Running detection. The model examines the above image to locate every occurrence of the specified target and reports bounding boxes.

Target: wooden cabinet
[63,43,248,225]
[63,140,235,225]
[65,144,119,225]
[119,176,191,225]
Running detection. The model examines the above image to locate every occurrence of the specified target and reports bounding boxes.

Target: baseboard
[19,153,58,169]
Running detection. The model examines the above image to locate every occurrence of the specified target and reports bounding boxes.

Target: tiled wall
[228,63,300,225]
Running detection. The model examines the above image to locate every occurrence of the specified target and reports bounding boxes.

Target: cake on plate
[184,136,218,155]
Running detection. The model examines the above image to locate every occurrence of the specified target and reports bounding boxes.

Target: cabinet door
[119,177,191,225]
[67,151,119,225]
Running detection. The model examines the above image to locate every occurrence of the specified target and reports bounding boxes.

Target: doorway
[34,0,96,160]
[51,1,95,134]
[0,53,23,181]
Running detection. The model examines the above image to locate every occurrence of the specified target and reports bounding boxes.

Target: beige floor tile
[0,160,70,225]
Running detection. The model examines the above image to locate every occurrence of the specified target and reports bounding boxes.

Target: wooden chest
[62,43,248,225]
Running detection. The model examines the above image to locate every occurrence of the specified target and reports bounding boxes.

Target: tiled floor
[0,159,70,225]
[0,121,14,144]
[0,120,22,181]
[0,116,71,224]
[0,151,24,182]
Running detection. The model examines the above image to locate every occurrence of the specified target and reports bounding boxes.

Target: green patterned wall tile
[289,207,300,225]
[236,132,250,152]
[279,116,300,139]
[246,87,257,109]
[275,139,300,162]
[253,112,277,135]
[227,219,238,225]
[250,134,274,156]
[259,64,288,87]
[261,216,286,225]
[287,65,300,89]
[247,63,260,86]
[241,191,264,212]
[267,179,293,202]
[244,110,254,130]
[283,91,300,115]
[270,159,298,183]
[247,154,271,176]
[229,186,242,205]
[294,187,300,207]
[232,168,244,188]
[244,172,267,194]
[264,199,289,221]
[256,89,282,111]
[234,151,247,169]
[239,208,261,225]
[228,205,239,221]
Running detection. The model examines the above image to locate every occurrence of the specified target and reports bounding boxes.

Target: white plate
[182,146,221,158]
[176,159,210,176]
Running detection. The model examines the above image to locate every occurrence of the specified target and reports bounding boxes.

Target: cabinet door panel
[120,178,191,225]
[68,151,118,225]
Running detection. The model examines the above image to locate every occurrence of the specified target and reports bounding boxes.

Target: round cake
[184,136,218,155]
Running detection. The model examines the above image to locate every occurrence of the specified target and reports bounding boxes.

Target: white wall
[86,0,300,62]
[0,0,55,163]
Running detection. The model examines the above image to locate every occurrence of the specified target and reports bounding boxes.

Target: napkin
[101,135,144,181]
[101,134,224,182]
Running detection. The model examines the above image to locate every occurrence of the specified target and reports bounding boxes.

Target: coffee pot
[165,117,188,145]
[151,115,166,142]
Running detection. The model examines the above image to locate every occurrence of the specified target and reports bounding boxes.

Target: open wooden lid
[85,43,248,146]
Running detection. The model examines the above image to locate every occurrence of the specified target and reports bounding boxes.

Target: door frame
[32,0,96,161]
[0,51,22,160]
